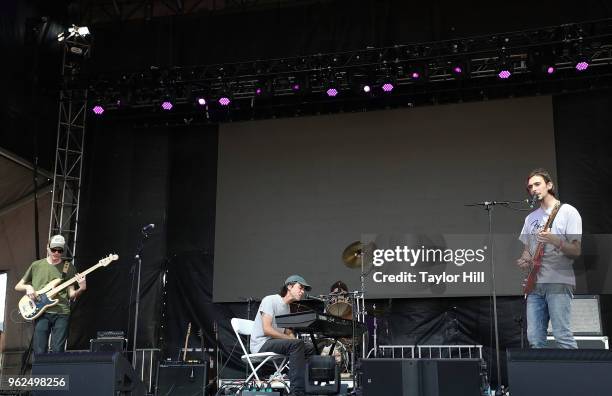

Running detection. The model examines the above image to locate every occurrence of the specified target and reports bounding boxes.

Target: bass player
[15,235,86,354]
[516,169,582,349]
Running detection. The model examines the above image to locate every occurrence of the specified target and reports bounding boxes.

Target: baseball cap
[49,235,66,249]
[285,275,311,291]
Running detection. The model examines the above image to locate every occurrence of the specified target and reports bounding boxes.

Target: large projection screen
[213,96,556,302]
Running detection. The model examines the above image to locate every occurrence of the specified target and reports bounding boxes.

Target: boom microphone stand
[465,200,523,395]
[131,224,154,367]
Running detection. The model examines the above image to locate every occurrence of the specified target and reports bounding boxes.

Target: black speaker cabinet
[155,362,207,396]
[507,348,612,396]
[360,358,481,396]
[32,351,146,396]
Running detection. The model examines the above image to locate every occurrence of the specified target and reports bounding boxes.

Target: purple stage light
[326,88,338,97]
[219,97,231,106]
[292,84,300,91]
[498,70,511,79]
[363,85,371,93]
[546,66,555,74]
[161,101,173,110]
[197,98,207,106]
[92,105,104,115]
[575,61,589,71]
[411,72,420,79]
[255,87,263,95]
[453,66,463,74]
[382,83,394,92]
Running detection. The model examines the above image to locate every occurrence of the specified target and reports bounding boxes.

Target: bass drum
[316,338,350,373]
[325,295,352,320]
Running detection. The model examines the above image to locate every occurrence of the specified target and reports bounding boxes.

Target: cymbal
[342,241,376,268]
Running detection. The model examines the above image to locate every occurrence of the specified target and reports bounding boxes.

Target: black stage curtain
[69,121,219,352]
[554,88,612,334]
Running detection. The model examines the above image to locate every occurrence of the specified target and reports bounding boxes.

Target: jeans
[259,338,315,393]
[527,283,577,349]
[33,313,70,354]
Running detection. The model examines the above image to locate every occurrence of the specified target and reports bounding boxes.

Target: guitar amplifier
[155,362,207,396]
[547,295,603,335]
[545,335,608,349]
[90,338,126,353]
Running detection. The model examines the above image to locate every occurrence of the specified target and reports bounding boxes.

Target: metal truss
[86,18,612,122]
[49,34,91,263]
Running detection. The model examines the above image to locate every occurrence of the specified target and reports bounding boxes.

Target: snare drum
[325,294,352,319]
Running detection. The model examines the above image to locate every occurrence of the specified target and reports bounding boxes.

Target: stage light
[197,97,207,106]
[58,25,91,41]
[161,101,173,110]
[363,85,371,93]
[575,61,589,71]
[326,88,338,97]
[292,83,300,91]
[69,26,90,37]
[382,83,394,92]
[546,66,555,74]
[411,71,420,79]
[92,105,104,115]
[219,97,231,106]
[453,66,463,74]
[498,69,511,79]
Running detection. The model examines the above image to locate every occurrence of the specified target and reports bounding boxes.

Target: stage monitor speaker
[32,351,146,396]
[360,358,481,396]
[507,348,612,396]
[155,362,207,396]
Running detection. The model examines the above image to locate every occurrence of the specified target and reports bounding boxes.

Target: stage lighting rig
[84,18,612,121]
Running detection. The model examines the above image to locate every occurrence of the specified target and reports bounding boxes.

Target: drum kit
[305,240,387,374]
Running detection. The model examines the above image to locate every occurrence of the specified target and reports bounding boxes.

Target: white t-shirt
[250,294,290,353]
[519,203,582,286]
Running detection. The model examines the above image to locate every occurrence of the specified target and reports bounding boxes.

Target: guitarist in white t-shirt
[516,169,582,349]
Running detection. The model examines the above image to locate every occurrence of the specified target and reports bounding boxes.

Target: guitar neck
[532,202,561,261]
[47,264,102,296]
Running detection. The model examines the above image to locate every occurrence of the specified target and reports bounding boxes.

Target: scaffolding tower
[48,28,91,263]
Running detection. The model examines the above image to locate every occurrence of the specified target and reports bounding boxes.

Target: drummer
[330,281,349,296]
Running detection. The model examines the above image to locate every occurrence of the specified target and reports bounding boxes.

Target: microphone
[305,294,326,302]
[141,223,155,233]
[529,194,539,209]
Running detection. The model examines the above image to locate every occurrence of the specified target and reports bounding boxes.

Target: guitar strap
[62,261,70,280]
[547,202,563,230]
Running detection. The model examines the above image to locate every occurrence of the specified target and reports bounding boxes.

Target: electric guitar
[522,202,561,296]
[18,254,118,320]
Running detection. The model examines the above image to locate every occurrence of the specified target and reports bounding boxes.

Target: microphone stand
[464,200,523,396]
[131,227,151,367]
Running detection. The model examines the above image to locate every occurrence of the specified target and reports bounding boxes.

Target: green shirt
[21,258,77,315]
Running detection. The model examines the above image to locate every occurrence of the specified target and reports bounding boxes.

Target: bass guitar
[18,254,118,320]
[522,203,561,296]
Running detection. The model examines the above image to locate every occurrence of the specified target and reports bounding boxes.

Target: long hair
[280,284,292,297]
[526,168,557,197]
